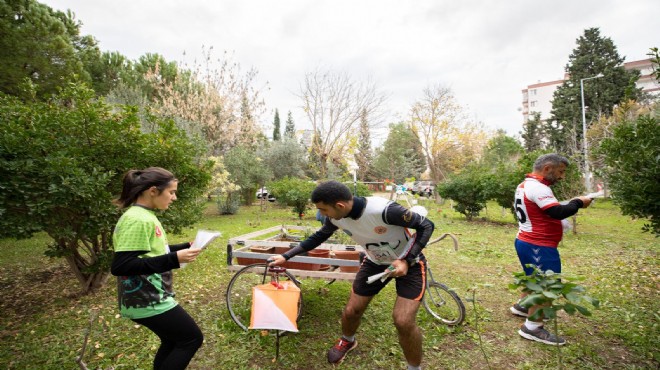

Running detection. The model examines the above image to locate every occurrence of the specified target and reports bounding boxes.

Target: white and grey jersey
[287,196,435,265]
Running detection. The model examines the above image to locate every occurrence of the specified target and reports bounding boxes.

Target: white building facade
[521,58,660,123]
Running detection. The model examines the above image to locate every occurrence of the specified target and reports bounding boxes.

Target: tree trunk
[64,254,111,294]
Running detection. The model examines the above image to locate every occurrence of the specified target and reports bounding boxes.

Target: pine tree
[520,112,545,151]
[0,0,98,99]
[372,122,426,183]
[548,27,642,153]
[356,108,374,181]
[305,130,323,179]
[284,111,296,138]
[272,109,281,141]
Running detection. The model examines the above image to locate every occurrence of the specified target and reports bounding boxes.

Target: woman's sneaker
[510,303,528,317]
[327,338,357,364]
[518,324,566,345]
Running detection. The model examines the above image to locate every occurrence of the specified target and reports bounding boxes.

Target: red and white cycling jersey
[514,174,562,247]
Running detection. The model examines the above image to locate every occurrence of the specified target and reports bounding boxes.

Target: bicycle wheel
[422,281,465,326]
[226,263,303,331]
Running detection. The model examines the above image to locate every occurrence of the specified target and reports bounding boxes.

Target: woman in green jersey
[111,167,203,369]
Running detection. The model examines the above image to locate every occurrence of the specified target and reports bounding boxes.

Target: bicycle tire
[423,281,465,326]
[226,263,303,331]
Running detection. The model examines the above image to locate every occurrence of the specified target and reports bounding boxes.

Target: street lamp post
[580,73,603,192]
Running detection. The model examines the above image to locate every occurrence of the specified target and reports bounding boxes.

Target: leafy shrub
[0,83,212,293]
[224,145,272,205]
[510,265,599,321]
[596,114,659,235]
[268,177,316,218]
[436,165,490,220]
[347,181,373,197]
[216,191,241,215]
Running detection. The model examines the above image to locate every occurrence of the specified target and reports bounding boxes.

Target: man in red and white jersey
[511,153,592,345]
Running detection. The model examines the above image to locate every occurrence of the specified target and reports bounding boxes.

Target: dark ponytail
[115,167,177,208]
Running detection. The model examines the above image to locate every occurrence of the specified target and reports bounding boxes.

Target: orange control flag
[249,281,300,332]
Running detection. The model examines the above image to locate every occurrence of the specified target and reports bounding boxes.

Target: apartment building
[521,58,659,123]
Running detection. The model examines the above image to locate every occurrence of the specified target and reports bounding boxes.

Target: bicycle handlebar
[427,233,459,251]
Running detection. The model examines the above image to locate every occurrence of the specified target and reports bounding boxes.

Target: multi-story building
[521,58,659,123]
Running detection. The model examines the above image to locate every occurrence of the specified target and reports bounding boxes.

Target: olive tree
[0,83,212,293]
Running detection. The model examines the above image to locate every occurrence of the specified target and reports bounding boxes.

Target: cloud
[42,0,660,138]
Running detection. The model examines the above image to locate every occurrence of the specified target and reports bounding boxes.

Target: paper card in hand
[191,230,222,250]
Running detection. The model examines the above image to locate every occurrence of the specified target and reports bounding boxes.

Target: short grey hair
[533,153,569,171]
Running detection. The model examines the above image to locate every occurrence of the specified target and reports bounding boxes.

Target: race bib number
[365,242,398,263]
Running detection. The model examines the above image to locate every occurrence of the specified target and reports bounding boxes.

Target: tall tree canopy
[410,84,488,181]
[0,0,101,99]
[482,130,524,167]
[298,69,386,178]
[284,110,296,138]
[356,108,374,181]
[272,108,281,141]
[372,122,426,183]
[224,145,272,205]
[520,112,545,151]
[549,27,642,154]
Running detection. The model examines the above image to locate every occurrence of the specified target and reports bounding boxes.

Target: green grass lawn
[0,198,657,369]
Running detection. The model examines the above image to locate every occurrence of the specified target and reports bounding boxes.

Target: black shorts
[352,255,427,301]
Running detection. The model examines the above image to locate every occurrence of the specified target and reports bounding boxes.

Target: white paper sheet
[191,230,222,250]
[180,230,221,268]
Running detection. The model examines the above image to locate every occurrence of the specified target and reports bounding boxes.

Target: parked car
[256,187,276,202]
[411,181,435,197]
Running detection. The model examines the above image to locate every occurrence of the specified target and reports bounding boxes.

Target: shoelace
[336,339,352,350]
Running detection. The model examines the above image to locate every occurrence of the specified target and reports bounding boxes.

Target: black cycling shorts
[352,255,427,301]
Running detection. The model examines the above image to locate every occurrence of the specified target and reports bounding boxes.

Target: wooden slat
[226,265,357,281]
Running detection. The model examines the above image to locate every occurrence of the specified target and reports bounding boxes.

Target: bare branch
[297,68,386,177]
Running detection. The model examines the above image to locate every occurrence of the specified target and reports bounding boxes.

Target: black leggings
[132,305,204,370]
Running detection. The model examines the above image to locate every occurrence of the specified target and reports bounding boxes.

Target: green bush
[216,191,241,215]
[268,177,316,218]
[436,165,490,220]
[0,83,212,293]
[596,114,659,235]
[510,265,599,321]
[224,146,272,205]
[347,181,373,197]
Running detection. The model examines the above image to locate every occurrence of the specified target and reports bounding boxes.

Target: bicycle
[422,266,465,325]
[226,233,465,329]
[420,233,465,326]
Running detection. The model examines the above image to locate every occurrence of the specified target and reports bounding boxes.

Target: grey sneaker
[327,338,357,364]
[511,303,550,321]
[510,303,528,317]
[518,325,566,346]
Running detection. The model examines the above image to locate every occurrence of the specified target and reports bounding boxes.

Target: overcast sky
[41,0,659,142]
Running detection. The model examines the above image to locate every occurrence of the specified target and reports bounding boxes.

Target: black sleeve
[544,199,584,220]
[169,242,191,252]
[111,251,180,276]
[382,202,435,258]
[282,219,338,260]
